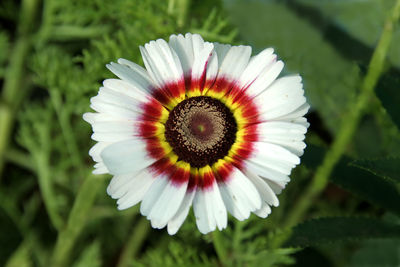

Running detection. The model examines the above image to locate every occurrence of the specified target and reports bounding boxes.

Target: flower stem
[0,0,39,178]
[283,0,400,230]
[3,148,35,172]
[36,150,64,230]
[212,231,228,266]
[51,173,103,267]
[117,217,150,267]
[49,90,85,179]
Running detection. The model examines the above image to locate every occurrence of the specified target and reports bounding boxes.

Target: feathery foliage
[1,0,400,266]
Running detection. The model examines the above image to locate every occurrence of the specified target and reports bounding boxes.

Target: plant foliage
[1,0,400,266]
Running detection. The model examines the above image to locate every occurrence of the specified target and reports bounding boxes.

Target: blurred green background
[1,0,400,266]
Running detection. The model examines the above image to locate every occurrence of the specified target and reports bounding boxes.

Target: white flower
[83,33,309,235]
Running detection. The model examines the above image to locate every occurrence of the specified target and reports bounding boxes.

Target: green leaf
[286,217,400,248]
[225,0,360,134]
[352,157,400,183]
[296,0,400,68]
[332,160,400,215]
[302,145,400,215]
[348,239,400,267]
[375,71,400,130]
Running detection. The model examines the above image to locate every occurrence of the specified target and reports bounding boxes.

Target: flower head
[83,33,309,235]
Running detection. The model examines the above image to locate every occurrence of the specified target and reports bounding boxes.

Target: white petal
[140,39,184,89]
[108,168,149,199]
[115,169,155,210]
[254,203,271,218]
[213,43,231,68]
[261,96,307,121]
[210,181,228,230]
[169,33,205,75]
[83,112,97,124]
[89,119,146,143]
[244,169,279,207]
[93,162,108,174]
[256,121,307,136]
[93,85,145,113]
[264,179,287,195]
[91,132,135,143]
[91,120,134,134]
[238,48,274,90]
[90,96,141,121]
[288,117,310,128]
[100,139,159,175]
[253,121,307,156]
[191,42,214,84]
[219,166,262,220]
[272,103,310,122]
[106,61,153,94]
[107,173,134,197]
[117,58,152,86]
[169,34,194,74]
[253,75,307,120]
[246,60,284,97]
[89,141,112,162]
[147,178,189,229]
[193,189,212,234]
[217,45,252,81]
[205,50,218,85]
[140,175,168,216]
[193,182,227,234]
[247,142,300,175]
[167,189,196,235]
[219,184,249,221]
[244,160,290,183]
[83,112,122,124]
[103,79,151,103]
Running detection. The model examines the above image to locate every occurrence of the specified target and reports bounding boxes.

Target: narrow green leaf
[351,157,400,183]
[376,71,400,130]
[348,239,400,267]
[286,217,400,248]
[302,145,400,215]
[332,161,400,215]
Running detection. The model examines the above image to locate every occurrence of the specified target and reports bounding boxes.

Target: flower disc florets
[165,96,237,168]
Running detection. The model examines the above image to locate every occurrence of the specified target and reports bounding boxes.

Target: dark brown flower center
[164,96,237,168]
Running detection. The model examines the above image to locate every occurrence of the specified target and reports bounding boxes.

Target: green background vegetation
[1,0,400,266]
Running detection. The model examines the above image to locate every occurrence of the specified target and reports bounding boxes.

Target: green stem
[49,90,85,179]
[51,173,103,267]
[283,0,400,229]
[5,234,36,267]
[232,221,244,253]
[4,148,35,172]
[5,243,31,267]
[0,0,39,178]
[117,217,150,267]
[36,0,55,47]
[36,152,63,230]
[212,231,228,266]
